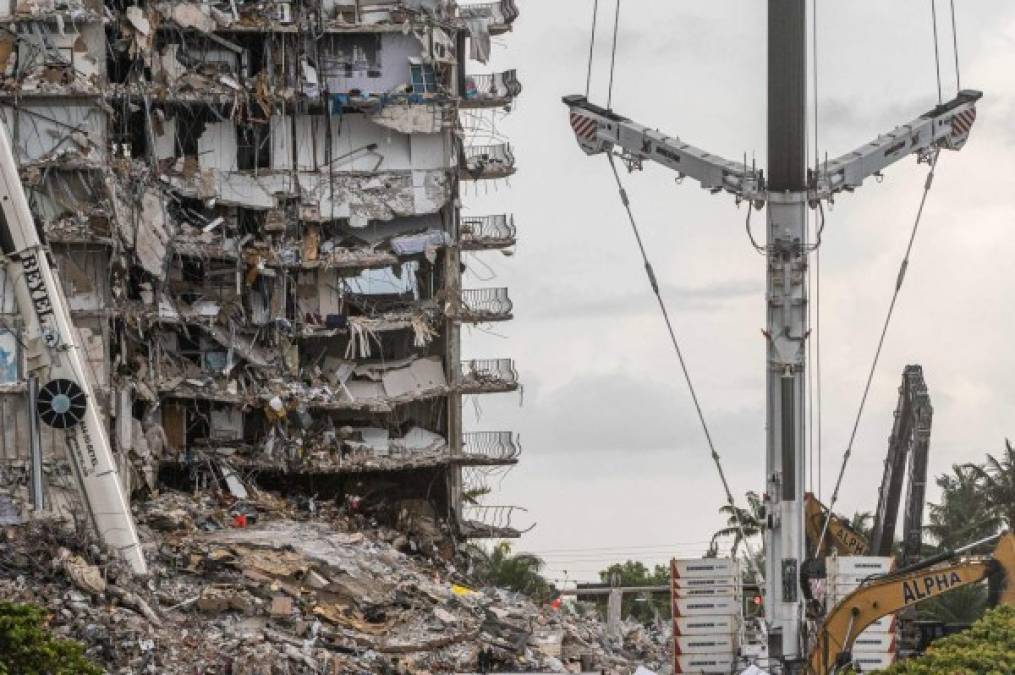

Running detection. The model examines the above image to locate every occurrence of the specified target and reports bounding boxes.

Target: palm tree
[470,542,551,599]
[925,465,1000,551]
[916,583,987,624]
[849,511,873,539]
[710,491,766,558]
[965,440,1015,530]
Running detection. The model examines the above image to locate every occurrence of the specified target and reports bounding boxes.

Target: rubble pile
[0,491,669,674]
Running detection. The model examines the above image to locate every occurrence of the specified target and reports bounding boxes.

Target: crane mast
[563,2,980,671]
[0,123,147,575]
[764,3,809,662]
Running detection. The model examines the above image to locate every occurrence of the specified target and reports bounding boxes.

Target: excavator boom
[809,532,1015,674]
[805,493,868,558]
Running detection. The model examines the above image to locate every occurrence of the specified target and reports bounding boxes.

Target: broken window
[237,124,271,170]
[174,114,206,159]
[0,327,18,384]
[410,63,437,94]
[319,34,382,80]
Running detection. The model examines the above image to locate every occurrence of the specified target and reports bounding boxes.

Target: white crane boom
[0,124,147,574]
[563,94,765,203]
[564,89,981,205]
[815,90,981,199]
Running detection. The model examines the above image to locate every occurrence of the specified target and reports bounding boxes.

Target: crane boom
[563,89,981,206]
[0,124,147,574]
[563,94,765,202]
[814,91,981,199]
[809,532,1015,674]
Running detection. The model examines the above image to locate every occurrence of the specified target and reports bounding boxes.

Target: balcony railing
[460,287,513,322]
[461,70,522,108]
[460,358,518,391]
[461,214,516,249]
[461,505,532,538]
[458,0,519,32]
[462,431,522,461]
[462,143,515,180]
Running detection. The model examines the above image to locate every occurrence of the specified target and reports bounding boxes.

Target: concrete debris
[0,491,668,674]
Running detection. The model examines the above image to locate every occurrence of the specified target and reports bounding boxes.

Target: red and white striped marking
[952,107,977,135]
[570,112,598,140]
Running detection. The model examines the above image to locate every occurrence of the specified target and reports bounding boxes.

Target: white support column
[764,194,808,665]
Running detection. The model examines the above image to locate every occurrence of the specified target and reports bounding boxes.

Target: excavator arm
[0,123,146,573]
[809,532,1015,674]
[805,493,867,558]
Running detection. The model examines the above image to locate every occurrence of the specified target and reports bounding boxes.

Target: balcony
[459,358,518,393]
[460,504,532,539]
[461,214,516,250]
[459,287,513,323]
[458,0,519,35]
[461,70,522,109]
[459,431,521,465]
[462,143,515,180]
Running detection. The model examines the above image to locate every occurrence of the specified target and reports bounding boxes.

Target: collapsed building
[0,0,524,542]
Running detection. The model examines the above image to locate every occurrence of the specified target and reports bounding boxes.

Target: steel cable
[605,153,765,586]
[816,150,941,553]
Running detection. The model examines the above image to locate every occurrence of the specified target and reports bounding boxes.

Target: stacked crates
[826,555,898,671]
[671,558,743,674]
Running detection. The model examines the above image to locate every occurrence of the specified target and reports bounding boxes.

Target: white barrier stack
[826,555,898,669]
[671,558,742,674]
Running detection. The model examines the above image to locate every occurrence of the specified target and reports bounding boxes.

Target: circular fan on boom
[37,378,87,429]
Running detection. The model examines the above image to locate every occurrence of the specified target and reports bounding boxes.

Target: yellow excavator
[808,531,1015,674]
[805,493,868,558]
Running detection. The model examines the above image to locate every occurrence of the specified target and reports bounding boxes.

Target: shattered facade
[0,0,522,540]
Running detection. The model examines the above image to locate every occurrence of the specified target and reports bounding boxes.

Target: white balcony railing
[462,431,521,461]
[461,287,513,321]
[460,358,518,390]
[462,69,522,107]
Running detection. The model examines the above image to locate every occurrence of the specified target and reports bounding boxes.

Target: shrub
[0,601,103,675]
[874,605,1015,675]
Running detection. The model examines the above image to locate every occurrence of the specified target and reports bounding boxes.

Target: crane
[0,123,147,574]
[809,532,1015,674]
[563,2,980,665]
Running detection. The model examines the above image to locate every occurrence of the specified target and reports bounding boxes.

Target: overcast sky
[458,1,1015,584]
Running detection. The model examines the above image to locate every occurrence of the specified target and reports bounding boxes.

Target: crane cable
[950,0,962,91]
[816,149,941,555]
[605,153,765,587]
[607,0,621,110]
[931,0,943,103]
[585,0,599,98]
[817,0,962,554]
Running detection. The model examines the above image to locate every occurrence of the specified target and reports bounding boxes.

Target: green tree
[710,491,766,558]
[917,464,1000,624]
[849,511,873,538]
[595,560,670,624]
[0,602,102,675]
[966,440,1015,530]
[925,464,1000,551]
[914,583,988,625]
[471,542,553,600]
[872,605,1015,675]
